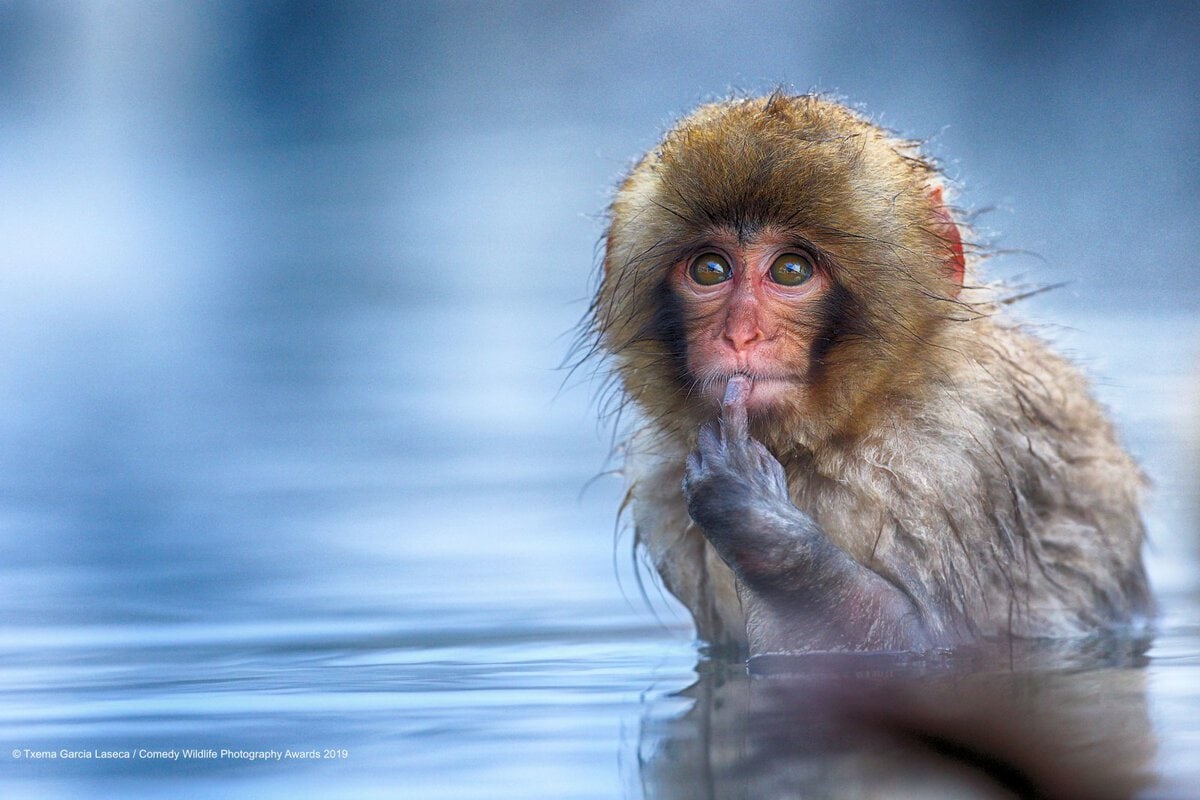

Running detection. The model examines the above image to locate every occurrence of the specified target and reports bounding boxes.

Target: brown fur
[591,93,1152,646]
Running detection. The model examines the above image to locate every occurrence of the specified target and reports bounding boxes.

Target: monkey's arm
[683,378,934,655]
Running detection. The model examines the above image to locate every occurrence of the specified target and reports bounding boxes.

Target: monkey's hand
[683,376,804,573]
[684,376,933,654]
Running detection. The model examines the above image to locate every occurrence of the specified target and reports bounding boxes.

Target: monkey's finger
[697,420,724,454]
[722,375,750,441]
[685,450,703,478]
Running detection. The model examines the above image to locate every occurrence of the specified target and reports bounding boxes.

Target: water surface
[0,306,1196,799]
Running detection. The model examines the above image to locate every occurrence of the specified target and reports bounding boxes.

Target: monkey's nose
[723,323,764,351]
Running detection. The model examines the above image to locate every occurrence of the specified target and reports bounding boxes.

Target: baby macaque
[593,92,1152,655]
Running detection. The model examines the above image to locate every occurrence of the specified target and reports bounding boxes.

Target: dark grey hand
[683,377,934,655]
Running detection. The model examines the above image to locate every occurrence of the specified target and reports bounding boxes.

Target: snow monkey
[592,92,1152,656]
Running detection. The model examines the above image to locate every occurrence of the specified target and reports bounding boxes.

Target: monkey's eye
[769,252,815,286]
[689,253,733,286]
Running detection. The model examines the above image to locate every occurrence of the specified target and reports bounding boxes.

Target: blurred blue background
[0,2,1197,798]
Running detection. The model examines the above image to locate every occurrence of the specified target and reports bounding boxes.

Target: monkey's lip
[717,373,799,406]
[724,372,797,387]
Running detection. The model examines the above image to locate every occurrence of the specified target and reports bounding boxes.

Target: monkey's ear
[928,185,965,291]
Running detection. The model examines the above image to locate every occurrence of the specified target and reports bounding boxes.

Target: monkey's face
[674,228,832,419]
[598,95,969,445]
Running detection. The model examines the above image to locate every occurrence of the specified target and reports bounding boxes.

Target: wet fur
[589,93,1152,648]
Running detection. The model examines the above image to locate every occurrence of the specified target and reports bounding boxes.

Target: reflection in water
[640,641,1156,800]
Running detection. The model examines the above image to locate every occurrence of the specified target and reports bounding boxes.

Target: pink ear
[928,186,965,290]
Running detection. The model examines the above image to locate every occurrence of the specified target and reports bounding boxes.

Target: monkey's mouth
[710,372,799,412]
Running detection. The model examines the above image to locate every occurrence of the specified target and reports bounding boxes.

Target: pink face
[674,230,829,416]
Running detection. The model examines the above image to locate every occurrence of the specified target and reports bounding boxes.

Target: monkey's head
[595,93,973,452]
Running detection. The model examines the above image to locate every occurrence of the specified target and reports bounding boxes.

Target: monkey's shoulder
[958,321,1116,425]
[949,321,1141,484]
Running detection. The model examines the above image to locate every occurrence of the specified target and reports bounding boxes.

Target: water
[1,3,1199,798]
[0,303,1196,798]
